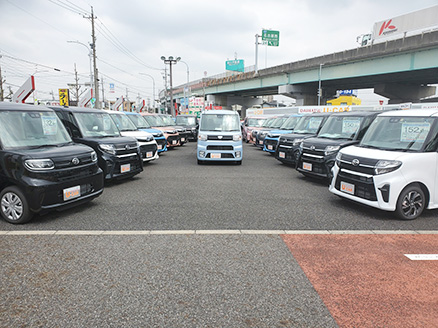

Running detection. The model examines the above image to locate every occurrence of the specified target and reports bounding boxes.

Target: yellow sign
[59,89,70,106]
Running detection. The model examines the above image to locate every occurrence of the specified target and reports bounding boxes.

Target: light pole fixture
[67,40,93,91]
[161,56,180,116]
[318,63,324,106]
[139,73,156,112]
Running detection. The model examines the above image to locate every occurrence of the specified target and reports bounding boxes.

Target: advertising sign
[226,59,244,72]
[58,89,70,106]
[189,97,205,110]
[78,88,93,108]
[12,76,35,103]
[372,5,438,41]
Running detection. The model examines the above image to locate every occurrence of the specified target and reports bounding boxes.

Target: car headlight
[24,159,55,171]
[375,160,402,175]
[198,134,207,141]
[91,151,98,162]
[324,145,340,156]
[335,152,342,166]
[293,138,304,146]
[233,134,242,141]
[153,133,163,138]
[99,143,116,155]
[166,130,176,134]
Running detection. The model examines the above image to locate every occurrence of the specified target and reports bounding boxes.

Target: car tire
[395,184,425,220]
[0,186,33,224]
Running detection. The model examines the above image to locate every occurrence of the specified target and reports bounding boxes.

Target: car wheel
[395,184,425,220]
[0,186,33,224]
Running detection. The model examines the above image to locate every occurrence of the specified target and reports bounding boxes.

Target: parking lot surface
[1,142,437,327]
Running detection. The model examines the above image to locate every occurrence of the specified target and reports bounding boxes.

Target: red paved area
[282,234,438,328]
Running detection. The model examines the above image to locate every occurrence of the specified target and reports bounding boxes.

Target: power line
[47,0,88,16]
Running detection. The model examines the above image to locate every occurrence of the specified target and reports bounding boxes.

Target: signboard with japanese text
[58,88,70,106]
[226,59,244,72]
[262,30,280,46]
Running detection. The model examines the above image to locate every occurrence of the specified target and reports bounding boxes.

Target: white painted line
[55,230,105,235]
[241,230,287,234]
[284,230,330,234]
[0,230,436,236]
[149,230,196,235]
[329,230,375,234]
[195,230,241,234]
[101,230,150,235]
[405,254,438,260]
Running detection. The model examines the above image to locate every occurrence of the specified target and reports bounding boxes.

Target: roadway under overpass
[172,30,438,110]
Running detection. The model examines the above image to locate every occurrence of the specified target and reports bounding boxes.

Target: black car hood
[77,135,137,145]
[4,143,94,159]
[302,137,358,148]
[280,132,314,141]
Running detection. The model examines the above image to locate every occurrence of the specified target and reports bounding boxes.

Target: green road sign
[262,30,279,47]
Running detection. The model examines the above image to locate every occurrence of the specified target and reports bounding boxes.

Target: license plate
[268,145,273,150]
[303,162,312,171]
[172,140,177,145]
[211,153,221,159]
[146,151,153,158]
[279,152,285,158]
[158,145,162,150]
[181,138,185,142]
[121,163,131,173]
[259,140,263,145]
[63,185,80,201]
[340,181,355,195]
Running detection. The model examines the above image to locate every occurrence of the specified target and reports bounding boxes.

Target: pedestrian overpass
[172,30,438,108]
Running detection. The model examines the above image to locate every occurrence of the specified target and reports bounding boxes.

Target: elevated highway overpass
[172,30,438,110]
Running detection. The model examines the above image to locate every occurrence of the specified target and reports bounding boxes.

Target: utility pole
[0,65,4,101]
[101,76,105,109]
[85,7,100,108]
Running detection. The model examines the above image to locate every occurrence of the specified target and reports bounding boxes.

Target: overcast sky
[1,0,437,105]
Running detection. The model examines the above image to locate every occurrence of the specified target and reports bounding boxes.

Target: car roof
[201,110,238,115]
[49,105,107,114]
[377,109,438,117]
[0,102,53,112]
[329,110,381,117]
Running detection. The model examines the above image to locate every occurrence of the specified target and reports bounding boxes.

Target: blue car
[125,112,167,153]
[263,114,302,153]
[197,110,242,165]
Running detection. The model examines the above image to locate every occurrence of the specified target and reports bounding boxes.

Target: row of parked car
[244,106,438,220]
[0,102,199,224]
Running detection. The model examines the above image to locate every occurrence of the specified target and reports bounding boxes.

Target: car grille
[335,170,377,201]
[206,153,234,158]
[207,145,234,150]
[338,154,379,175]
[54,153,94,169]
[208,135,233,140]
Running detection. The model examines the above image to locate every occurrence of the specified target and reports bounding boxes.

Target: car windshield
[0,110,71,149]
[143,115,165,127]
[247,118,266,127]
[293,116,326,134]
[280,116,301,130]
[74,112,120,137]
[127,114,151,129]
[176,116,196,125]
[270,117,288,128]
[360,116,438,151]
[262,118,275,127]
[110,113,138,132]
[200,113,240,132]
[317,115,364,140]
[160,115,176,126]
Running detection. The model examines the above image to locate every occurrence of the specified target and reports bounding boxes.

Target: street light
[161,56,180,116]
[139,73,156,112]
[67,40,93,89]
[318,63,324,106]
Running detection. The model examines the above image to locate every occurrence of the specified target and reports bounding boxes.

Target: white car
[329,108,438,220]
[108,111,158,162]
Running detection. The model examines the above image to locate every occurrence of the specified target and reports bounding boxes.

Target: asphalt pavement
[1,142,437,327]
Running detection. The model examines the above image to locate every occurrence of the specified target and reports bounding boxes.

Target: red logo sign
[379,19,396,36]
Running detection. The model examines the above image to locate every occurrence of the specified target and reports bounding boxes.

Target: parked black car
[275,113,331,166]
[0,102,104,224]
[175,114,199,141]
[296,111,381,181]
[51,106,143,181]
